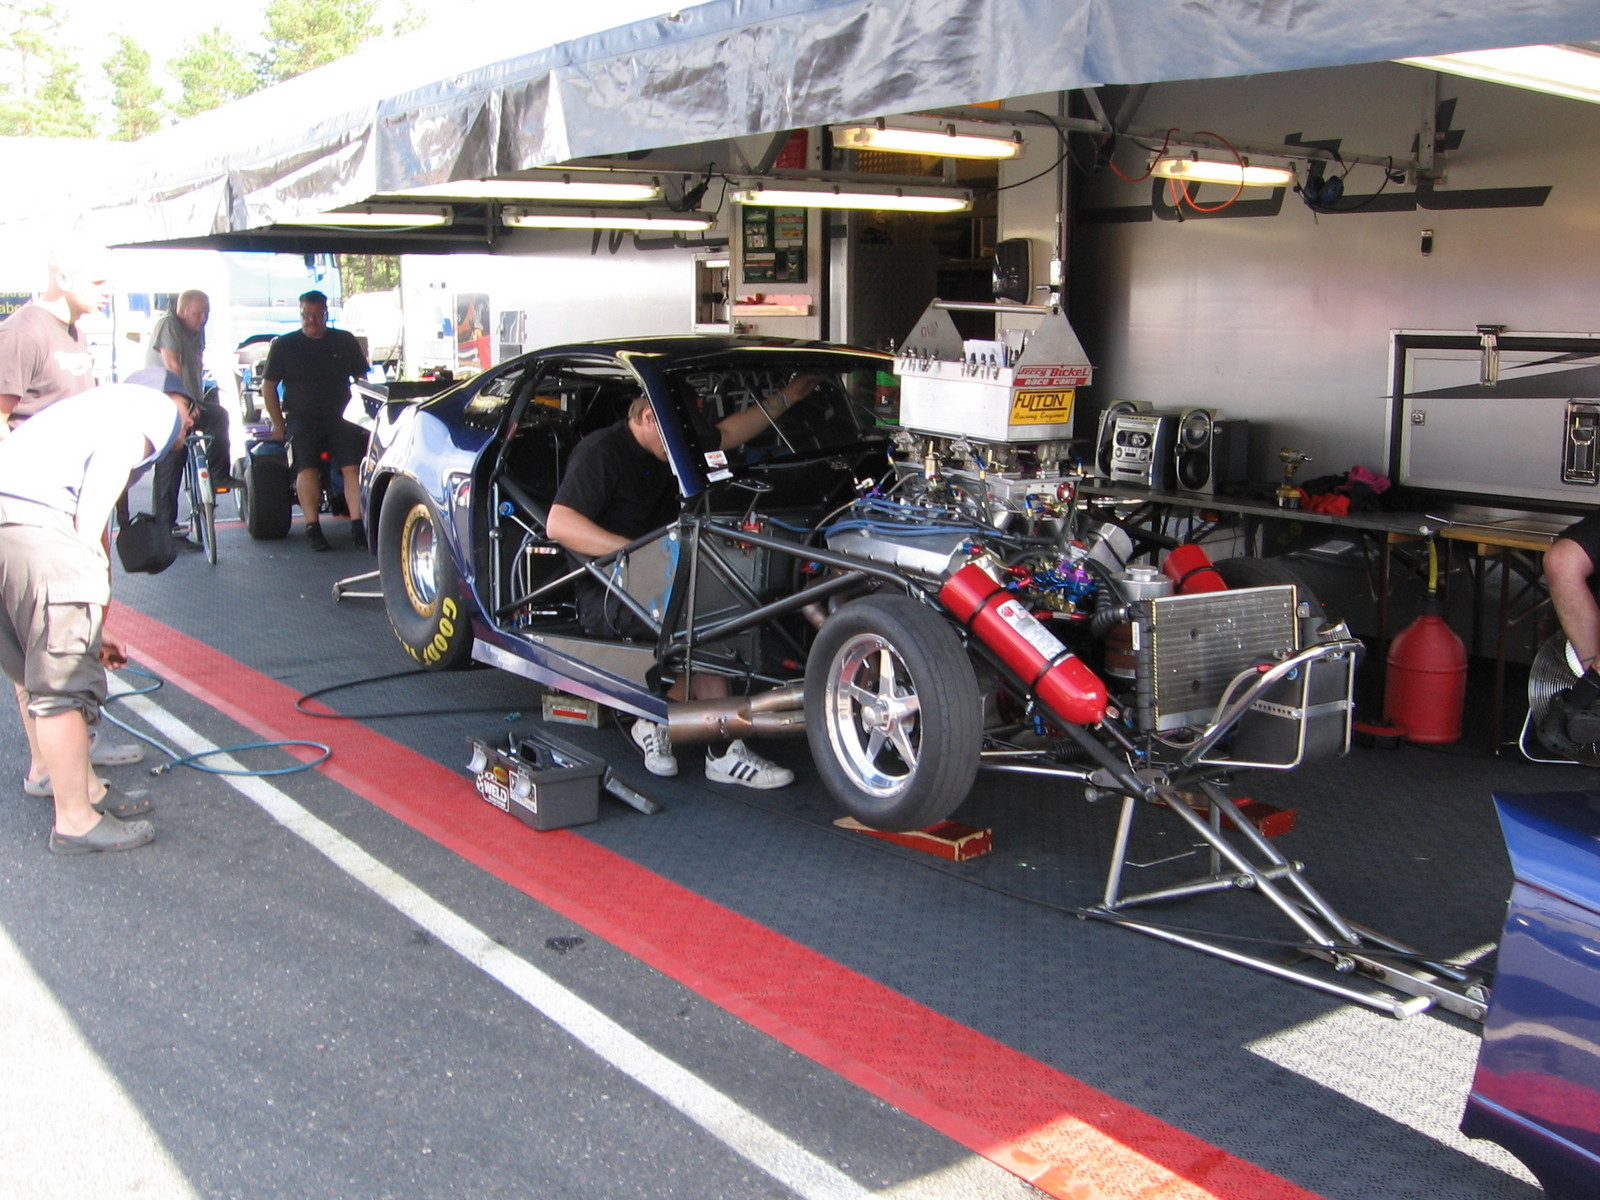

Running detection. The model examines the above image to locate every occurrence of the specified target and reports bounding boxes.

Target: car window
[526,359,644,436]
[664,360,889,463]
[456,364,526,430]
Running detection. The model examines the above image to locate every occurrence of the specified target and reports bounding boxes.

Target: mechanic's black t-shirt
[553,418,679,539]
[263,329,368,423]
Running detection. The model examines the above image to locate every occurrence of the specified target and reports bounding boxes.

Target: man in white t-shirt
[0,366,193,854]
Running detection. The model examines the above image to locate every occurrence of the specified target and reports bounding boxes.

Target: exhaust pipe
[667,683,807,744]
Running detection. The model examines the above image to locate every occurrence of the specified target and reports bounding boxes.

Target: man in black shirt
[262,291,370,551]
[548,379,817,788]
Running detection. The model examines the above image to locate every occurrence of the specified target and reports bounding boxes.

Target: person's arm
[76,430,153,550]
[0,393,18,439]
[159,347,183,374]
[714,373,821,451]
[261,374,286,440]
[546,503,629,558]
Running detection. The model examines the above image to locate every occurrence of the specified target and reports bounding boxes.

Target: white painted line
[120,693,875,1200]
[1245,1006,1535,1184]
[0,924,203,1200]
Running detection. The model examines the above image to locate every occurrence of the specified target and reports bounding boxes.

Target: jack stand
[1097,778,1490,1021]
[332,569,381,602]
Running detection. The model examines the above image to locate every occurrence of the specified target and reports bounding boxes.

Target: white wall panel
[1070,62,1600,480]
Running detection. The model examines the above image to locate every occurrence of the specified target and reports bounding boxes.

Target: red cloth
[1301,492,1350,515]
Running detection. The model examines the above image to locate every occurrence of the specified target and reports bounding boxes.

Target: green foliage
[0,1,93,137]
[262,0,380,83]
[105,35,163,140]
[390,2,427,38]
[340,254,401,297]
[169,27,262,119]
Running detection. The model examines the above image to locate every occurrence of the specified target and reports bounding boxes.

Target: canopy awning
[68,0,1600,249]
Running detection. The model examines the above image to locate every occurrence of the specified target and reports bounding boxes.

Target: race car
[356,321,1495,1019]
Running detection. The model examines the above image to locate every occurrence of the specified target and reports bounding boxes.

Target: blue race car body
[1462,789,1600,1198]
[360,335,897,722]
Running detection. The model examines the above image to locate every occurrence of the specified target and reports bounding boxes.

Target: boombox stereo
[1107,412,1176,489]
[1094,399,1152,478]
[1173,407,1250,494]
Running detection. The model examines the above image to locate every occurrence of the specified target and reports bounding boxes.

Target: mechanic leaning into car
[545,375,819,790]
[146,288,238,534]
[0,367,196,854]
[260,290,370,552]
[0,239,149,797]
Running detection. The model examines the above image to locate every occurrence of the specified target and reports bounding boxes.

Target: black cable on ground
[294,667,528,722]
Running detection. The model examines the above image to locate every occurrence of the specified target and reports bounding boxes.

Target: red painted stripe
[111,605,1325,1200]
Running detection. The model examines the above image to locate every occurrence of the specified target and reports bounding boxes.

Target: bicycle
[181,428,219,565]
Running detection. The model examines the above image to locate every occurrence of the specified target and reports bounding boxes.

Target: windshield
[662,354,895,466]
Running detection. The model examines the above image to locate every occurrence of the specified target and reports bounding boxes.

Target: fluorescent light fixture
[283,205,452,228]
[1400,44,1600,105]
[729,182,972,213]
[503,207,715,231]
[832,116,1024,160]
[1150,156,1295,188]
[384,177,664,202]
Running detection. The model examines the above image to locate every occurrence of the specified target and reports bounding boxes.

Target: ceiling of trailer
[64,0,1600,252]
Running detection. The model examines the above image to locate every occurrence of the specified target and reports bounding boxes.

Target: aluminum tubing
[667,688,807,744]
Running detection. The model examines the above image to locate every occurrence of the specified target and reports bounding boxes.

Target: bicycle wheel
[186,436,218,565]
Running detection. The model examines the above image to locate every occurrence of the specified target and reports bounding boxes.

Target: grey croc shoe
[22,773,112,799]
[92,785,153,819]
[48,814,155,855]
[88,728,145,766]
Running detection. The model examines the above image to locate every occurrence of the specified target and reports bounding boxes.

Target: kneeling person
[546,383,817,789]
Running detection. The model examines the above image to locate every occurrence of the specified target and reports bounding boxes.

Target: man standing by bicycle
[260,290,369,552]
[147,289,236,534]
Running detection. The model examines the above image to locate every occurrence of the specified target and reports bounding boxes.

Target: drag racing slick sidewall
[378,476,474,670]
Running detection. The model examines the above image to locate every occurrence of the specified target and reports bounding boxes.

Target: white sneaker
[630,719,678,777]
[704,740,793,789]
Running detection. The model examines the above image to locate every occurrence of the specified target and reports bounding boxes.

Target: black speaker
[1174,408,1249,494]
[1094,399,1150,478]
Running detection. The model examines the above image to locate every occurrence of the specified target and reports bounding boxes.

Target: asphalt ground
[0,494,1579,1200]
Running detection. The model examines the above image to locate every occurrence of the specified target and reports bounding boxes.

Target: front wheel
[377,477,474,671]
[187,445,217,565]
[804,594,981,831]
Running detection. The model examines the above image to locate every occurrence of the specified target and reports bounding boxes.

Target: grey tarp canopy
[73,0,1600,247]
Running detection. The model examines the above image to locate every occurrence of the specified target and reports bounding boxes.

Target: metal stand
[332,569,382,602]
[1097,778,1489,1020]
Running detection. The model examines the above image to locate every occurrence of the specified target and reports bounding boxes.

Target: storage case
[467,729,603,831]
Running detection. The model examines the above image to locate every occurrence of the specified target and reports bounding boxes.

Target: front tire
[378,477,474,671]
[804,594,981,831]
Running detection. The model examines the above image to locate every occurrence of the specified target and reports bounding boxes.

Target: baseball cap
[125,365,195,404]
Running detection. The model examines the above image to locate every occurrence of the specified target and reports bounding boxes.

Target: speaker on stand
[1174,407,1249,494]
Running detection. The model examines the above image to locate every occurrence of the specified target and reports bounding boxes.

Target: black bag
[116,512,176,575]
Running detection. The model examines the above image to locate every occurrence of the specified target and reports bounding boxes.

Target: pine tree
[169,27,260,119]
[105,34,163,140]
[0,2,94,137]
[262,0,379,83]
